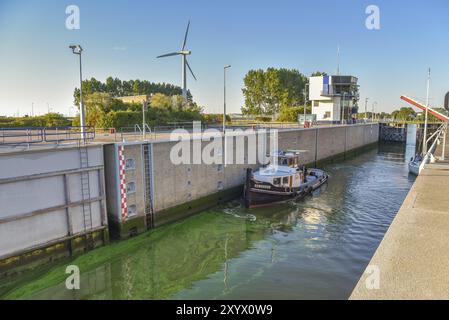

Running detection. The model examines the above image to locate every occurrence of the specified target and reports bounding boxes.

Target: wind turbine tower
[157,21,197,102]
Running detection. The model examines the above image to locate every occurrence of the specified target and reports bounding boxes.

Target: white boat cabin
[253,150,307,188]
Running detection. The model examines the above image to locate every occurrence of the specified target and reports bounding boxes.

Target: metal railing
[0,126,95,146]
[419,123,447,172]
[43,126,95,143]
[0,127,44,145]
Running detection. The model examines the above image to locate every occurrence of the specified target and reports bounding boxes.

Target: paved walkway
[351,130,449,299]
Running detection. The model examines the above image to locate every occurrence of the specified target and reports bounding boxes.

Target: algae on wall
[0,208,271,300]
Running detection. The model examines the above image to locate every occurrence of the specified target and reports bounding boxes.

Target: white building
[309,75,359,123]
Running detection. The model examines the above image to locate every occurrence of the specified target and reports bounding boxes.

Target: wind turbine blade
[182,21,190,51]
[186,59,197,81]
[156,52,181,58]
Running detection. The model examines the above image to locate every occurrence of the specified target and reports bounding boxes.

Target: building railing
[0,126,95,146]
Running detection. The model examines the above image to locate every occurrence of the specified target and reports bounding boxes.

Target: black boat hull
[244,168,328,209]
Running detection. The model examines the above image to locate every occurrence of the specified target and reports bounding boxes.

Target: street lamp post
[223,65,231,134]
[365,97,369,122]
[303,83,309,126]
[70,45,86,140]
[223,65,231,166]
[341,92,346,125]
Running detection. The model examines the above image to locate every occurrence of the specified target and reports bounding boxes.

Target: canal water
[0,143,416,300]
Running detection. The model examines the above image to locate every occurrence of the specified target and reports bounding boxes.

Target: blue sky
[0,0,448,116]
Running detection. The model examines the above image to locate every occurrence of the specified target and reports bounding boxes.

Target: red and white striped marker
[118,145,128,222]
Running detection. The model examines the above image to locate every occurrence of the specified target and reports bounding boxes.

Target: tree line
[73,77,193,106]
[0,113,72,128]
[357,107,448,122]
[71,91,203,129]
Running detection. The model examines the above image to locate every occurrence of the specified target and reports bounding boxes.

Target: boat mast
[423,68,430,154]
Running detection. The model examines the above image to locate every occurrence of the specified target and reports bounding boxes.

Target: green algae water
[0,143,415,300]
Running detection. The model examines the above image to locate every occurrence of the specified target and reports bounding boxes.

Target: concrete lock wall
[106,124,378,238]
[151,134,262,213]
[0,144,108,271]
[104,142,158,238]
[151,124,378,220]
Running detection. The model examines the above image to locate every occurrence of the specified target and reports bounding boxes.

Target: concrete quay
[351,130,449,299]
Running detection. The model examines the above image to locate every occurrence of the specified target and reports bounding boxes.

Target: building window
[125,158,136,170]
[314,101,319,107]
[217,164,223,172]
[128,205,137,216]
[127,181,136,194]
[324,112,331,119]
[217,181,224,190]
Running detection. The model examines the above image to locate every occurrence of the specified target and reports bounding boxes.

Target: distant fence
[0,126,95,146]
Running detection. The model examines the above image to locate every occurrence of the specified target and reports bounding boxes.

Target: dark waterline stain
[0,143,415,300]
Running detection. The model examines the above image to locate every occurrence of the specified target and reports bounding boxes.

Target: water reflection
[0,143,415,300]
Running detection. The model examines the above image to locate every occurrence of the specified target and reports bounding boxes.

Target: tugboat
[244,150,328,208]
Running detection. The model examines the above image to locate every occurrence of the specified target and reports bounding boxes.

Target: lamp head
[69,45,83,54]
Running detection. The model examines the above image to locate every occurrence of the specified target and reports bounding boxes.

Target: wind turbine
[157,21,196,102]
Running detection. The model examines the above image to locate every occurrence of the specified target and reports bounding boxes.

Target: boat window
[273,178,281,186]
[283,177,289,185]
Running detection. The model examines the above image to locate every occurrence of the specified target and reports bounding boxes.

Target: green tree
[241,68,307,116]
[391,107,416,121]
[133,80,141,94]
[311,71,328,77]
[241,69,266,115]
[277,106,311,122]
